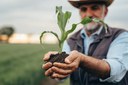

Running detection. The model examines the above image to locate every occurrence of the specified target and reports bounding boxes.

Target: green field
[0,43,69,85]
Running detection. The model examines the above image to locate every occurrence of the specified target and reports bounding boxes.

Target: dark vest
[67,27,128,85]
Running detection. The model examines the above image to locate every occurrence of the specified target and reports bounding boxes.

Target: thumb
[65,50,78,64]
[65,57,71,64]
[43,51,58,61]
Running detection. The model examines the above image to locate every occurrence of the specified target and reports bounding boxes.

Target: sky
[0,0,128,34]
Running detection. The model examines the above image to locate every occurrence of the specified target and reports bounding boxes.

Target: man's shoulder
[109,26,127,32]
[108,26,127,35]
[108,26,128,39]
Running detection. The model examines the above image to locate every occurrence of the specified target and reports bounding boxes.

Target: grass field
[0,43,70,85]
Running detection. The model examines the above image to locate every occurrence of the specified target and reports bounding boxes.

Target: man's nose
[85,8,93,18]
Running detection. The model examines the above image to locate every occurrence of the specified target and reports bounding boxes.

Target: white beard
[84,22,99,31]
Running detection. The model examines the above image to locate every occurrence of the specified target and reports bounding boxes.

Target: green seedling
[40,6,107,52]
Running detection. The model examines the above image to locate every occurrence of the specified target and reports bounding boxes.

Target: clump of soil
[48,52,69,63]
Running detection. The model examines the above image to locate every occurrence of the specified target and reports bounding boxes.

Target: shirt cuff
[100,59,127,83]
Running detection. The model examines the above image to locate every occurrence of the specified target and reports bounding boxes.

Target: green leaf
[59,24,77,47]
[80,17,92,25]
[63,11,71,31]
[40,31,48,45]
[92,18,108,33]
[92,18,105,24]
[92,18,101,23]
[40,31,60,47]
[48,31,61,47]
[66,24,77,35]
[56,6,64,34]
[56,6,71,34]
[56,6,62,14]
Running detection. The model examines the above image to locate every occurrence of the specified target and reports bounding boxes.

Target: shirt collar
[80,26,103,39]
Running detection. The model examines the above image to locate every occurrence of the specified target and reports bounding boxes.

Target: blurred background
[0,0,128,85]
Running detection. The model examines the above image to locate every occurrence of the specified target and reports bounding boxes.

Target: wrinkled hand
[42,51,58,77]
[50,50,82,79]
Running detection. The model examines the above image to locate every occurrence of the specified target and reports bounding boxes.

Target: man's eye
[80,7,87,12]
[91,5,99,10]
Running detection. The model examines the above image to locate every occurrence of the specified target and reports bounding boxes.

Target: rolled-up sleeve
[100,32,128,83]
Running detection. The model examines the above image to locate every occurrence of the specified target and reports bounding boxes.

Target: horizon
[0,0,128,34]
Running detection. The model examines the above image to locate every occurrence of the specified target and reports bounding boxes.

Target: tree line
[0,26,15,43]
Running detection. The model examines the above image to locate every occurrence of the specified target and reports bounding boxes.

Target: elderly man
[43,0,128,85]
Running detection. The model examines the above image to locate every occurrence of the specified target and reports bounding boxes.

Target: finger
[42,62,52,70]
[54,60,79,71]
[65,50,79,64]
[53,62,71,69]
[43,51,58,61]
[51,66,72,75]
[45,68,53,76]
[52,72,69,79]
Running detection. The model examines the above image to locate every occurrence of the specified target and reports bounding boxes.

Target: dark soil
[48,52,69,63]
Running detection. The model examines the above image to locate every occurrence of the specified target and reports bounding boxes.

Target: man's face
[79,4,108,31]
